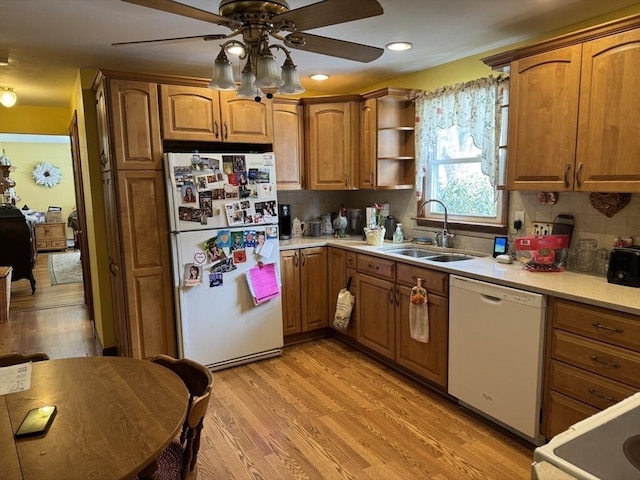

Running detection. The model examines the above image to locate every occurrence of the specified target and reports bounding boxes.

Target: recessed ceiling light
[0,57,8,67]
[309,74,330,81]
[386,42,413,51]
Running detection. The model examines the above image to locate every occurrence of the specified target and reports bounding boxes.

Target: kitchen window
[415,76,509,233]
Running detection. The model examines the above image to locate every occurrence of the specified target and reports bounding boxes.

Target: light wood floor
[1,254,535,478]
[0,251,99,358]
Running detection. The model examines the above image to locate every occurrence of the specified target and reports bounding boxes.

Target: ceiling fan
[117,0,385,99]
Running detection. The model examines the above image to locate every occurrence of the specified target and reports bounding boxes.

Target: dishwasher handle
[480,294,503,304]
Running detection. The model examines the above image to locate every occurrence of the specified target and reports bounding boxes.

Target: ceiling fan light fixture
[208,47,238,91]
[0,87,17,108]
[386,41,413,51]
[309,74,329,81]
[255,45,284,94]
[237,57,259,99]
[277,55,305,95]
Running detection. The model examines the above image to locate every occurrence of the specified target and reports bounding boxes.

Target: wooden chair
[148,354,213,480]
[0,351,49,367]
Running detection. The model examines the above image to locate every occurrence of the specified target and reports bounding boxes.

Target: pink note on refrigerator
[247,263,280,305]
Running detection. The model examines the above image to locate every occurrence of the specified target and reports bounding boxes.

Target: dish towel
[409,278,429,343]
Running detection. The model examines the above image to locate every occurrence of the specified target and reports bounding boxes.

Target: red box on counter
[515,234,570,272]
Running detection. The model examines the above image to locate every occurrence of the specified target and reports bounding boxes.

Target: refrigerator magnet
[233,249,247,264]
[184,264,203,286]
[209,273,223,288]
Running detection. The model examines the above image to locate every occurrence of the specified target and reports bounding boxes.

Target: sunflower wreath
[32,162,62,188]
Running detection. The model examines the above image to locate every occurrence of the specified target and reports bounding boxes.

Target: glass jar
[576,238,598,273]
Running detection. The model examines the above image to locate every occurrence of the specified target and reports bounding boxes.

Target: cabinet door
[306,101,359,190]
[300,247,328,331]
[359,98,377,189]
[116,170,176,359]
[219,91,273,143]
[507,45,582,191]
[273,100,304,190]
[102,171,130,357]
[95,81,112,171]
[108,79,163,170]
[356,273,395,359]
[328,247,357,337]
[577,29,640,192]
[159,85,222,141]
[395,287,448,388]
[280,249,302,336]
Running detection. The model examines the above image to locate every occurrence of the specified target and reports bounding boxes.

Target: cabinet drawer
[36,240,48,249]
[50,240,67,248]
[551,298,640,352]
[356,254,395,281]
[396,263,448,296]
[548,360,638,410]
[545,390,599,439]
[551,330,640,388]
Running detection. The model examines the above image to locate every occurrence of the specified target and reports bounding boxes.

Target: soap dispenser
[393,223,404,243]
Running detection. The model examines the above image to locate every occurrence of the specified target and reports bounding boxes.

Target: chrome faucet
[418,199,453,248]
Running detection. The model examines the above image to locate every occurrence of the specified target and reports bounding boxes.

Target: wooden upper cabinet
[107,79,163,171]
[304,97,360,190]
[576,29,640,192]
[160,85,222,141]
[273,98,304,190]
[219,91,273,143]
[486,16,640,193]
[159,85,273,143]
[359,98,377,189]
[507,45,582,191]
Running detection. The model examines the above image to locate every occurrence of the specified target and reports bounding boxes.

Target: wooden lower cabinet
[280,247,328,337]
[542,297,640,438]
[327,247,357,338]
[356,273,396,359]
[34,223,67,252]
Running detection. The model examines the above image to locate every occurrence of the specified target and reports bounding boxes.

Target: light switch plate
[532,222,553,236]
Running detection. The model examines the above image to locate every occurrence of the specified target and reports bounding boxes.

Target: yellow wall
[0,105,71,135]
[0,139,76,238]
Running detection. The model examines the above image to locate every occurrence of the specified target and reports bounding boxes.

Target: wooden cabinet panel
[280,250,302,336]
[305,100,359,190]
[280,247,327,336]
[551,298,640,352]
[577,29,640,192]
[95,81,111,171]
[357,273,395,359]
[219,91,273,143]
[507,45,582,191]
[273,99,304,190]
[396,263,448,296]
[328,247,356,338]
[356,253,395,281]
[395,287,448,387]
[548,360,637,411]
[545,390,599,440]
[34,223,66,252]
[551,330,640,388]
[107,79,163,171]
[116,170,176,359]
[160,85,221,141]
[359,98,377,189]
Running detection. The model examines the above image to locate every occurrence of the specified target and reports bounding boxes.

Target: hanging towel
[333,277,355,331]
[409,278,429,343]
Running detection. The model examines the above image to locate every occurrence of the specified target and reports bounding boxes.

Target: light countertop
[280,236,640,316]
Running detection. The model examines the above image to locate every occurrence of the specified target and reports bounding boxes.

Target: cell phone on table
[15,405,57,438]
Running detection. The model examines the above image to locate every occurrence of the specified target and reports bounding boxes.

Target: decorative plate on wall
[32,162,62,188]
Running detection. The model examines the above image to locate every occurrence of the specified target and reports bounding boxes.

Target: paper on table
[246,262,280,305]
[0,362,32,395]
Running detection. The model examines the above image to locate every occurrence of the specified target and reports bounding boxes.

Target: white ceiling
[1,0,638,108]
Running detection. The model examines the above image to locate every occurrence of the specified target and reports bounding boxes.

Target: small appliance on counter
[607,245,640,287]
[278,204,292,239]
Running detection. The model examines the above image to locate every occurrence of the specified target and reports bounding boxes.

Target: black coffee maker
[278,204,292,239]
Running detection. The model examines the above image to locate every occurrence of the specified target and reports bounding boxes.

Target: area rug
[49,251,82,285]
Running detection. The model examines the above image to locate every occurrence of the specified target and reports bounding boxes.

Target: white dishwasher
[448,275,547,445]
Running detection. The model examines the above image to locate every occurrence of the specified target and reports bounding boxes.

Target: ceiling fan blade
[112,33,227,47]
[285,32,383,63]
[273,0,383,32]
[122,0,237,27]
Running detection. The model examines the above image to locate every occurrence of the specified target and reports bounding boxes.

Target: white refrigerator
[165,151,283,370]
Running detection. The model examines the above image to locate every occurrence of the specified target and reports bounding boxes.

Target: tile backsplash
[277,189,639,256]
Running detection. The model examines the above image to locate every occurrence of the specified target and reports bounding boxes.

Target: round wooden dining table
[0,356,189,480]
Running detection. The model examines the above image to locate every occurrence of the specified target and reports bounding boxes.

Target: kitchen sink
[383,248,435,258]
[426,254,475,262]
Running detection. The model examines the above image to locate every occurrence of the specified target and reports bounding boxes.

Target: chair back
[0,352,49,367]
[151,354,213,479]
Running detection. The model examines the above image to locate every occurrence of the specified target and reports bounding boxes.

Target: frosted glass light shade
[0,88,17,108]
[255,53,283,89]
[237,69,258,98]
[208,49,238,91]
[278,58,305,95]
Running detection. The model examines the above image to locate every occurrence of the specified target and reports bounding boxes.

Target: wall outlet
[532,222,553,236]
[514,211,525,224]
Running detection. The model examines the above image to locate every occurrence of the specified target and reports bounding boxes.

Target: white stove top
[534,392,640,479]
